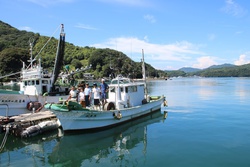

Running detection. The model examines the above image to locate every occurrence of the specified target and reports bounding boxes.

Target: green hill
[0,20,166,82]
[1,20,250,80]
[167,63,250,77]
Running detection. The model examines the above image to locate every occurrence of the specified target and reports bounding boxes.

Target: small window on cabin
[25,81,28,86]
[128,86,137,92]
[125,87,128,93]
[110,87,115,93]
[120,87,124,92]
[31,80,35,85]
[42,80,48,84]
[36,80,39,85]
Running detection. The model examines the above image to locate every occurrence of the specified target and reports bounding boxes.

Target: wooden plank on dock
[10,110,56,122]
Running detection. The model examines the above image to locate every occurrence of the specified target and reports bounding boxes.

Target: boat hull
[51,96,166,131]
[0,94,68,110]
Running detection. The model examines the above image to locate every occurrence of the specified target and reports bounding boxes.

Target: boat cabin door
[42,85,47,95]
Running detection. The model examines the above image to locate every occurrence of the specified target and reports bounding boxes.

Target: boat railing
[0,104,9,117]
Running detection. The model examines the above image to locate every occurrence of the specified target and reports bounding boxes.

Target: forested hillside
[1,20,250,80]
[0,21,166,82]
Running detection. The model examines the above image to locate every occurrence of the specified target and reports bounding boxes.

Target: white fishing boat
[0,24,89,111]
[46,51,168,131]
[0,24,67,110]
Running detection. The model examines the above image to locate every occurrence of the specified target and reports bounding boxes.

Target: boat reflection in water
[0,110,167,166]
[49,110,167,166]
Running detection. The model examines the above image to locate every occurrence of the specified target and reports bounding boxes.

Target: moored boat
[46,52,168,131]
[0,24,67,110]
[0,24,90,111]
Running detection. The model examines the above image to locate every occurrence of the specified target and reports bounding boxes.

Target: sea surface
[0,77,250,167]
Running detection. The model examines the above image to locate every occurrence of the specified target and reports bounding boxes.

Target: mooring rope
[0,124,10,152]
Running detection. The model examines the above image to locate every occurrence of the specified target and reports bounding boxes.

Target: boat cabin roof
[109,75,144,87]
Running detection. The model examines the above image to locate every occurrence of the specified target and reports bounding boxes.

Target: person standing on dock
[100,78,109,104]
[84,83,91,107]
[78,87,85,107]
[92,83,101,110]
[67,86,78,102]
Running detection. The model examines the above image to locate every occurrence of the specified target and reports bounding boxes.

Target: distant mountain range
[166,63,250,77]
[179,63,236,73]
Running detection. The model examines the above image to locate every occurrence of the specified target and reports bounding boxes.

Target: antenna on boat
[109,54,113,70]
[142,49,148,97]
[27,38,35,68]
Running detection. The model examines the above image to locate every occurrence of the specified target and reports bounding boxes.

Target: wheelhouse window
[110,87,115,93]
[128,86,137,92]
[42,80,48,84]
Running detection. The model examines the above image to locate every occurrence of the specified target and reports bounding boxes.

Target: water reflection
[49,110,166,166]
[0,110,166,167]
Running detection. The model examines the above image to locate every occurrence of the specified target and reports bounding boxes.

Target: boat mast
[28,38,34,68]
[142,49,148,97]
[51,24,66,89]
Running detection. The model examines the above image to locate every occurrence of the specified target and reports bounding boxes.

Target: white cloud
[144,14,156,23]
[143,36,149,42]
[91,37,205,69]
[192,56,218,69]
[97,0,150,7]
[19,26,33,31]
[74,23,98,30]
[234,54,250,65]
[27,0,74,7]
[235,31,243,35]
[221,0,247,17]
[208,33,216,41]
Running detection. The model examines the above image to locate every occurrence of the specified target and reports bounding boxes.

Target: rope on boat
[0,124,10,152]
[33,24,61,61]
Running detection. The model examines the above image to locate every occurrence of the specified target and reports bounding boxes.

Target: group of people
[67,79,109,109]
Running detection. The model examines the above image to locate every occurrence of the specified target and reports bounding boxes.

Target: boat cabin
[107,76,146,109]
[19,64,69,96]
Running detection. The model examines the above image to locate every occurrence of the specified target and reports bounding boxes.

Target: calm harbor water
[0,77,250,167]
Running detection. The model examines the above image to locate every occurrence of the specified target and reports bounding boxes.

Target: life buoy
[26,101,42,111]
[104,102,115,110]
[27,102,33,111]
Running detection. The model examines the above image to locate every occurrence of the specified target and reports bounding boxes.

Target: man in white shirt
[67,86,78,102]
[84,83,91,107]
[92,83,101,110]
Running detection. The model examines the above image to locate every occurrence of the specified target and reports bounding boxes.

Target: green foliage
[3,20,250,81]
[0,20,168,82]
[192,64,250,77]
[71,59,82,69]
[165,70,186,77]
[0,47,29,75]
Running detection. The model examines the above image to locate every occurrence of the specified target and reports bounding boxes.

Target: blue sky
[1,0,250,70]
